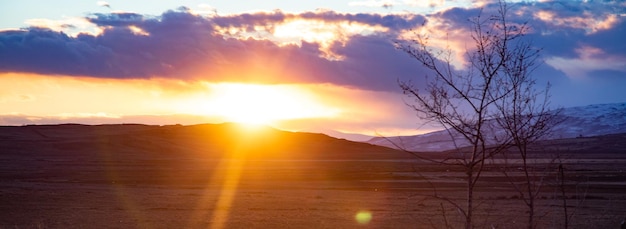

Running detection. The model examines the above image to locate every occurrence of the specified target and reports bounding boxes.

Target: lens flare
[355,210,372,224]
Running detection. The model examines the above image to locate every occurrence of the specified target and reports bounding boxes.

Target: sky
[0,0,625,138]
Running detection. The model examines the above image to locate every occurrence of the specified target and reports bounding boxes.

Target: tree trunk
[466,168,474,229]
[559,163,568,229]
[528,198,534,229]
[522,149,535,229]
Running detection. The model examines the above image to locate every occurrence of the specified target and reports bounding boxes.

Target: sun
[183,83,339,126]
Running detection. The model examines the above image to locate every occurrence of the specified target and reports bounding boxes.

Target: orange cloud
[216,15,390,60]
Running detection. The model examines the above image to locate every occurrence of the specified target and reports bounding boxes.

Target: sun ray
[209,154,245,229]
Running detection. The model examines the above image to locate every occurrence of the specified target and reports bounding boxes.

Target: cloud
[533,10,620,34]
[194,3,217,16]
[546,45,626,80]
[97,1,111,8]
[389,0,626,107]
[0,9,428,91]
[87,12,146,27]
[210,10,424,34]
[24,16,101,36]
[209,10,424,60]
[402,1,626,74]
[0,2,624,94]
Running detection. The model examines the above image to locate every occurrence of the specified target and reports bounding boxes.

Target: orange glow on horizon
[0,73,340,126]
[0,73,424,137]
[174,83,340,126]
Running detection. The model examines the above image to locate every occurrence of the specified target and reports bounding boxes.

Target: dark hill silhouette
[0,123,415,187]
[0,123,409,160]
[0,124,624,228]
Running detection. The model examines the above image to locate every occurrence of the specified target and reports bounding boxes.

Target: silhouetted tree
[491,18,562,227]
[396,1,557,228]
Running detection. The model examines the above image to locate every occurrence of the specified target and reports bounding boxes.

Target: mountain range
[366,102,626,152]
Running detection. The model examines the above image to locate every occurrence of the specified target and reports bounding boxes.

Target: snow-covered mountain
[367,102,626,152]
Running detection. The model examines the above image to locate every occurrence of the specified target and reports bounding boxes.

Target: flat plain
[0,124,624,228]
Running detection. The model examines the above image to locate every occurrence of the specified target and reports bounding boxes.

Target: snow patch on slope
[367,102,626,152]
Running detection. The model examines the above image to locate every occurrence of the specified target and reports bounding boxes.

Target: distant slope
[550,103,626,138]
[0,123,410,160]
[368,102,626,152]
[307,128,375,142]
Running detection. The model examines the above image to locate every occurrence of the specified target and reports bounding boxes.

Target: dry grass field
[0,124,624,228]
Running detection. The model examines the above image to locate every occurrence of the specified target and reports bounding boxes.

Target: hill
[0,123,415,186]
[0,122,413,160]
[368,102,626,152]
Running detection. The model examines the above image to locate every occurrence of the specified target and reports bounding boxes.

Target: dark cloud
[423,1,625,76]
[584,19,626,57]
[335,35,427,90]
[211,10,425,31]
[0,10,229,78]
[211,11,287,29]
[387,1,625,106]
[87,12,145,27]
[513,1,624,58]
[0,28,109,76]
[297,11,424,31]
[0,3,624,93]
[426,1,626,57]
[0,10,427,91]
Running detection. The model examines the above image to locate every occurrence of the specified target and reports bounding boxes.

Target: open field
[0,124,625,228]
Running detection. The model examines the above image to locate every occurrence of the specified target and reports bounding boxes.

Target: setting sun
[179,83,339,125]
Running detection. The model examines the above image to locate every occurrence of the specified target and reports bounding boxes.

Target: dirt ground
[0,124,625,228]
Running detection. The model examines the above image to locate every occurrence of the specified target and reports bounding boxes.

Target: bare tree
[492,38,560,229]
[396,1,551,228]
[486,3,564,227]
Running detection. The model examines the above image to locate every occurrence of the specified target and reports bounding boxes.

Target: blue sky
[0,0,625,136]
